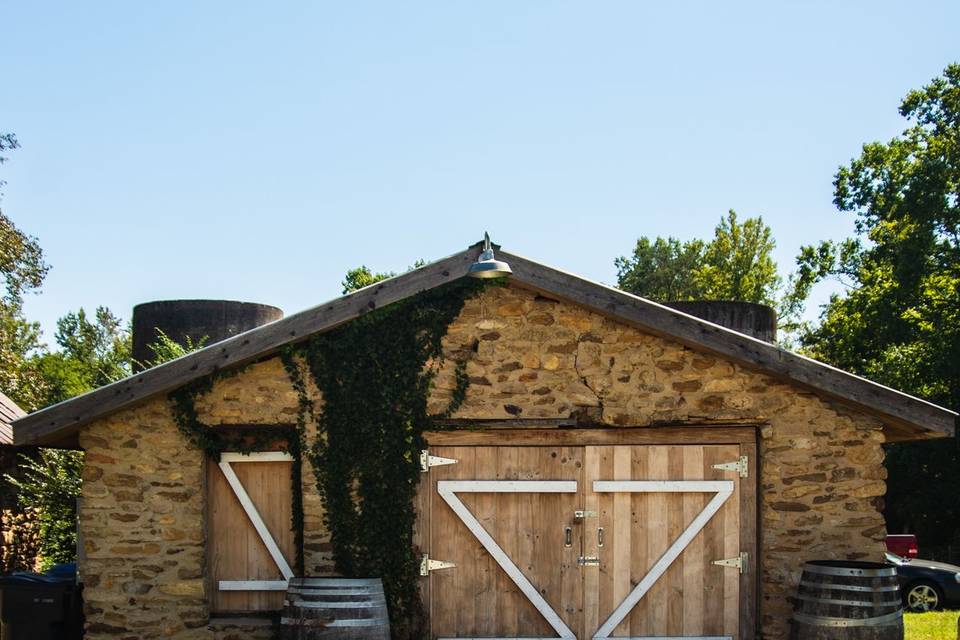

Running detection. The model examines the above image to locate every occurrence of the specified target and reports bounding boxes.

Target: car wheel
[905,581,942,612]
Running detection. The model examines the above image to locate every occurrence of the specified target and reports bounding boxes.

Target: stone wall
[0,444,42,573]
[77,358,330,639]
[77,283,889,639]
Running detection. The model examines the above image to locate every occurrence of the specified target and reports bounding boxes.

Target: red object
[886,534,919,558]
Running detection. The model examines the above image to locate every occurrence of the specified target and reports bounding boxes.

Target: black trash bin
[0,564,83,640]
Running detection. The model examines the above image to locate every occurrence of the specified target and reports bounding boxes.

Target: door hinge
[712,551,748,574]
[420,553,456,576]
[712,455,748,478]
[578,556,600,566]
[419,450,457,472]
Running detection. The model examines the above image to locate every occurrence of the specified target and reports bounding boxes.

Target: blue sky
[3,1,958,344]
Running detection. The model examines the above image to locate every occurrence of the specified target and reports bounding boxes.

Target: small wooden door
[207,452,296,613]
[418,432,752,640]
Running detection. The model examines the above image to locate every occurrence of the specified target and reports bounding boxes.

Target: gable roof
[1,391,26,446]
[13,241,957,447]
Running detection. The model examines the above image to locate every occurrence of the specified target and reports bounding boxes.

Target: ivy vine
[288,279,484,638]
[168,364,308,572]
[168,279,488,637]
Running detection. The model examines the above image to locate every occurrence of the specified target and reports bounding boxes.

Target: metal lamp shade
[468,234,512,279]
[468,256,513,278]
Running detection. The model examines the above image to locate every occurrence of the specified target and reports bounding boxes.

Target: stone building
[0,390,41,573]
[12,241,956,640]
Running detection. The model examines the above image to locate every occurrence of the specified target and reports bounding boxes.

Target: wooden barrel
[280,578,390,640]
[790,560,903,640]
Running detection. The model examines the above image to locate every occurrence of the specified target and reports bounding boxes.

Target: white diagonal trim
[593,480,731,493]
[221,451,294,463]
[219,456,295,583]
[594,637,732,640]
[437,480,577,639]
[592,480,734,639]
[439,480,578,493]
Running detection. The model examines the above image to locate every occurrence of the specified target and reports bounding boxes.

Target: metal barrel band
[289,578,382,587]
[802,563,897,578]
[793,608,903,628]
[280,616,389,627]
[284,598,387,608]
[795,593,901,608]
[799,579,900,593]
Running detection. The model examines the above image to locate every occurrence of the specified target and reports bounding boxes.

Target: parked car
[886,552,960,611]
[886,534,919,558]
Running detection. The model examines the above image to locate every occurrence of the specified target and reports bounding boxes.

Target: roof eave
[12,243,957,446]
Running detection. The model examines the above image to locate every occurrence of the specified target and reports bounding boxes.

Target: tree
[342,265,397,294]
[616,211,810,336]
[3,449,83,570]
[617,211,781,303]
[137,328,207,369]
[0,134,49,410]
[796,64,960,554]
[614,236,707,302]
[33,307,132,406]
[341,260,426,294]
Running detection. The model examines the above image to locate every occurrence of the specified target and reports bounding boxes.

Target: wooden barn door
[584,444,741,639]
[207,451,296,613]
[422,445,587,639]
[418,430,754,640]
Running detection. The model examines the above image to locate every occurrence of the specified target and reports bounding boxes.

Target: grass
[905,610,959,639]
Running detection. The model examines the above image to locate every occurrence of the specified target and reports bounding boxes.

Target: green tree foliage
[0,134,49,410]
[342,265,397,294]
[0,303,45,410]
[616,211,812,336]
[796,64,960,552]
[3,449,83,571]
[341,260,427,294]
[33,307,132,406]
[615,236,708,302]
[617,210,780,303]
[138,328,207,369]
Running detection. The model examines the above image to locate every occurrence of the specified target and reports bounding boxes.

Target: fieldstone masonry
[78,284,887,639]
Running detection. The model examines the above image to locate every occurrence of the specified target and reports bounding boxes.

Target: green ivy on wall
[167,279,487,637]
[168,364,308,572]
[287,279,483,638]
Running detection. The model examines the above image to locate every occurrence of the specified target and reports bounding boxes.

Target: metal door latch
[419,450,458,472]
[711,456,749,478]
[574,509,597,522]
[578,556,600,566]
[712,552,748,574]
[420,554,456,575]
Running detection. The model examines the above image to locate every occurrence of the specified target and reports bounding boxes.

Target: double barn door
[417,431,755,640]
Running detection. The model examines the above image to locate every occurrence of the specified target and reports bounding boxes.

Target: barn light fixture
[468,232,512,279]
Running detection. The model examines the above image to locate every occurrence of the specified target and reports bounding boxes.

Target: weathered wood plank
[738,438,759,640]
[425,427,757,447]
[667,447,685,636]
[495,447,520,639]
[682,446,706,637]
[13,248,477,446]
[208,457,294,613]
[474,448,498,637]
[582,446,601,639]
